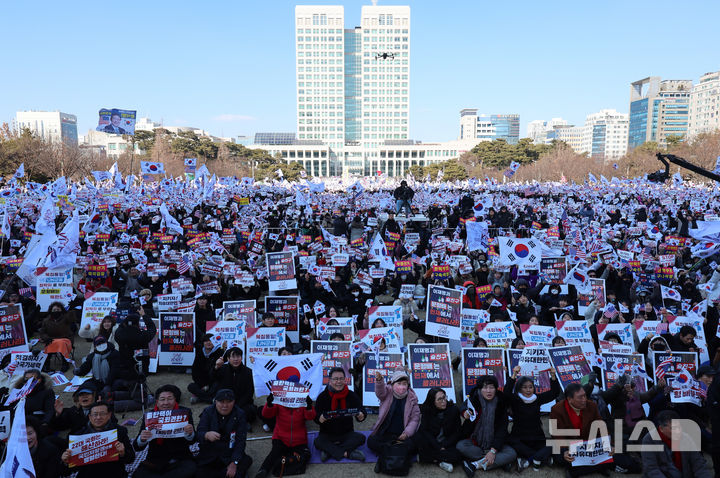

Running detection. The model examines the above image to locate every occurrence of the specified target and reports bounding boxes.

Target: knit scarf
[564,399,583,430]
[659,430,682,471]
[329,385,349,411]
[91,352,111,383]
[518,393,537,404]
[392,386,409,400]
[472,395,498,451]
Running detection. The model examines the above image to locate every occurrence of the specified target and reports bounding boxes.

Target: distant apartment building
[581,109,628,160]
[459,109,520,144]
[14,110,78,145]
[628,77,691,150]
[554,125,584,152]
[688,70,720,138]
[526,117,569,144]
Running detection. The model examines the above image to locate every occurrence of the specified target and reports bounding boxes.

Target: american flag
[561,209,569,231]
[18,287,35,300]
[177,254,191,275]
[654,356,674,380]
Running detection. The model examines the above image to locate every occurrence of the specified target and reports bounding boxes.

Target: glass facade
[490,115,520,144]
[628,98,648,149]
[591,123,607,159]
[344,28,361,143]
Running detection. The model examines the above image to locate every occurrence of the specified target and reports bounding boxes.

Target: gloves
[266,393,274,406]
[306,396,313,409]
[617,373,629,386]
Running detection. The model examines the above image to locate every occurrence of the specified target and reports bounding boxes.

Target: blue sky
[2,0,719,141]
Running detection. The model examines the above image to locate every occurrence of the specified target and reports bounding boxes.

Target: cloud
[213,114,256,122]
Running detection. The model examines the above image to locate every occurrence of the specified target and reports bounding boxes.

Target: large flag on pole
[0,399,36,478]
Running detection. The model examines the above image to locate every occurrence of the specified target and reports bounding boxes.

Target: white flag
[466,221,489,252]
[251,353,324,399]
[565,263,591,294]
[140,161,165,174]
[13,163,24,179]
[0,399,36,478]
[159,203,183,236]
[44,211,80,270]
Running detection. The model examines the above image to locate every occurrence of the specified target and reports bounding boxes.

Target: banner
[205,320,246,354]
[246,326,285,359]
[157,293,181,311]
[476,321,515,348]
[317,324,353,341]
[0,304,29,358]
[96,108,136,135]
[266,251,297,291]
[569,436,613,467]
[520,324,555,347]
[601,353,647,392]
[425,285,462,340]
[223,300,256,323]
[540,257,567,284]
[555,320,596,363]
[633,320,665,342]
[596,323,634,347]
[668,316,710,364]
[367,305,403,331]
[144,409,190,439]
[460,308,489,348]
[547,345,592,390]
[363,351,404,406]
[36,266,74,311]
[311,340,353,390]
[158,312,195,366]
[355,327,402,354]
[408,343,455,403]
[270,380,311,408]
[7,351,46,376]
[517,346,552,377]
[251,352,323,399]
[264,296,299,342]
[68,429,119,467]
[652,351,698,381]
[462,347,505,397]
[80,292,118,330]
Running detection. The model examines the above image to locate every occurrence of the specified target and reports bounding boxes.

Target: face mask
[95,344,108,353]
[551,290,559,295]
[352,292,360,297]
[152,253,159,258]
[592,385,600,395]
[400,275,408,280]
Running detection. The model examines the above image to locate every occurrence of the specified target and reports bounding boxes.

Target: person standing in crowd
[313,366,367,462]
[393,180,414,217]
[196,389,253,478]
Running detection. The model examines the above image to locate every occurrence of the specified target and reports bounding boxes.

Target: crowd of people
[0,169,719,478]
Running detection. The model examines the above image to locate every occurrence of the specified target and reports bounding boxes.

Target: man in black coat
[114,312,156,375]
[313,367,367,462]
[196,389,253,478]
[188,333,224,404]
[60,402,135,478]
[393,180,414,217]
[210,347,256,422]
[50,381,114,434]
[133,384,196,478]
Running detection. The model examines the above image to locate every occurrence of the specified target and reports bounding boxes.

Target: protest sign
[460,308,489,348]
[355,327,402,354]
[461,347,505,397]
[547,345,592,390]
[476,321,516,348]
[652,351,698,381]
[157,293,181,312]
[68,429,119,467]
[425,285,462,340]
[270,380,311,408]
[408,343,455,402]
[246,326,286,360]
[667,316,710,364]
[80,292,118,330]
[601,353,647,392]
[7,352,46,376]
[206,320,246,355]
[577,278,606,315]
[0,304,29,358]
[540,257,567,284]
[144,409,190,439]
[264,296,299,342]
[518,346,552,376]
[223,300,256,323]
[0,410,9,441]
[96,108,136,135]
[506,349,554,412]
[317,323,354,341]
[363,351,404,406]
[311,340,353,390]
[633,320,665,342]
[569,436,613,467]
[171,278,194,295]
[158,312,194,366]
[520,324,555,347]
[669,378,707,407]
[555,320,596,362]
[596,323,634,347]
[266,251,297,291]
[35,266,74,311]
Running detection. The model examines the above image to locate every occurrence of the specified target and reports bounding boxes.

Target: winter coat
[262,403,316,447]
[14,373,54,424]
[79,323,119,349]
[460,385,511,451]
[197,404,249,466]
[640,431,711,478]
[68,422,135,478]
[416,401,462,449]
[371,382,420,438]
[505,376,561,440]
[211,363,255,409]
[136,405,195,468]
[314,386,366,436]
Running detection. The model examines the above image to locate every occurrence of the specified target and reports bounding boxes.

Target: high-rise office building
[527,118,569,144]
[628,77,692,150]
[459,109,520,144]
[14,110,78,145]
[582,109,628,160]
[688,70,720,139]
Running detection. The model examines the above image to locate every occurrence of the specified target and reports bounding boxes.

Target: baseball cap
[214,389,235,401]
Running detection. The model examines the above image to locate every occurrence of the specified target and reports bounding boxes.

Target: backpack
[376,440,412,476]
[272,446,310,477]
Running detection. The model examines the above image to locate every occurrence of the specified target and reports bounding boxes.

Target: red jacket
[262,403,316,447]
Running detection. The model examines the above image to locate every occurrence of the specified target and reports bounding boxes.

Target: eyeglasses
[90,411,109,418]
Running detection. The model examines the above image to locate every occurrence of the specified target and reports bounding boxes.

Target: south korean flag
[498,237,541,269]
[251,353,324,399]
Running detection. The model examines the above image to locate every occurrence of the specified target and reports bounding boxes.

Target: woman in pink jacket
[369,369,420,472]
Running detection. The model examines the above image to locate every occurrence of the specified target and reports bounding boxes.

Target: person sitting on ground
[188,333,224,404]
[196,389,253,478]
[79,315,118,349]
[414,387,464,474]
[313,366,367,462]
[133,384,197,478]
[640,409,712,478]
[12,369,54,428]
[61,401,135,478]
[458,375,517,475]
[25,415,64,478]
[50,380,112,434]
[255,391,316,478]
[368,369,420,473]
[211,346,256,424]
